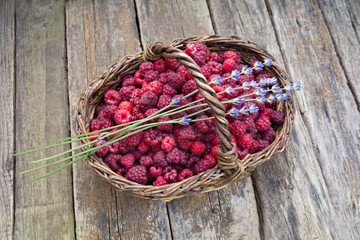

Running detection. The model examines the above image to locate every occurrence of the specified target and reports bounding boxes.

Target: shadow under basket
[75,35,295,201]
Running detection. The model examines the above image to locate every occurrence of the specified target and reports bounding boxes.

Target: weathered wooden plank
[14,0,75,239]
[265,0,360,238]
[345,0,360,41]
[136,0,261,239]
[0,0,15,239]
[66,1,171,239]
[208,0,360,239]
[318,0,360,105]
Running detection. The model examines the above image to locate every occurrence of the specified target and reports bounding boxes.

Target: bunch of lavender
[15,58,300,183]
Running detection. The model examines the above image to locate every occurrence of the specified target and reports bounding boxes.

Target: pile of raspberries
[89,42,285,186]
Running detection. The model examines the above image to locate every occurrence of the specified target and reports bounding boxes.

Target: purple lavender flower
[231,70,241,81]
[249,104,259,114]
[180,115,192,125]
[171,96,183,107]
[271,84,282,94]
[241,65,253,76]
[294,82,301,91]
[252,61,264,71]
[250,80,260,88]
[210,76,224,85]
[276,92,290,102]
[242,82,251,91]
[225,87,235,95]
[284,83,294,92]
[256,96,266,104]
[228,107,240,118]
[254,87,266,97]
[263,58,273,67]
[239,106,250,115]
[267,94,276,104]
[233,97,245,106]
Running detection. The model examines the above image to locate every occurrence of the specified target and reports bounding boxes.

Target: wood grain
[0,0,15,239]
[318,0,360,105]
[136,0,260,239]
[66,1,171,239]
[14,0,75,239]
[345,0,360,42]
[208,0,360,239]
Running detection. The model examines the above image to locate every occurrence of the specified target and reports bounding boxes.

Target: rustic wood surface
[1,0,359,239]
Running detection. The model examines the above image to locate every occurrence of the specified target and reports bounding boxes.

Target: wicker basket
[75,35,295,201]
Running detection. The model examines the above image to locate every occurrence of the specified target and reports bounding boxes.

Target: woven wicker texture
[75,35,295,201]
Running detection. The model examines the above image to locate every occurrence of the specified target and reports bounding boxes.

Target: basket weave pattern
[75,35,295,201]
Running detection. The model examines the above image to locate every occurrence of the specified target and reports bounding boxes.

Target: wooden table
[1,0,359,239]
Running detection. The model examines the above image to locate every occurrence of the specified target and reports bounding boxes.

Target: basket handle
[144,42,243,176]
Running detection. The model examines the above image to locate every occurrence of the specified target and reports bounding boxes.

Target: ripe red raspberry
[143,128,163,146]
[211,145,219,157]
[212,134,220,145]
[177,169,194,182]
[192,51,207,66]
[161,135,175,152]
[157,116,173,132]
[139,62,154,73]
[114,109,132,125]
[162,84,177,97]
[157,94,172,109]
[185,156,201,169]
[194,159,211,174]
[116,167,127,177]
[144,70,159,83]
[140,91,158,107]
[154,59,166,73]
[194,115,209,133]
[166,147,181,164]
[139,155,153,167]
[177,125,196,140]
[163,167,177,183]
[145,80,162,95]
[90,132,101,141]
[105,154,121,171]
[137,141,150,153]
[256,116,271,132]
[262,128,275,143]
[249,140,259,153]
[121,153,135,169]
[238,74,255,85]
[207,61,222,74]
[109,142,120,154]
[222,59,236,73]
[118,101,132,112]
[201,65,212,79]
[177,65,192,80]
[212,85,226,100]
[255,73,272,83]
[242,116,256,131]
[100,118,114,129]
[94,141,110,157]
[122,75,136,87]
[126,131,143,147]
[229,120,246,138]
[167,72,186,90]
[177,138,193,151]
[238,133,253,149]
[270,110,285,124]
[258,139,270,151]
[223,51,237,61]
[144,108,158,123]
[158,73,169,84]
[90,119,102,131]
[149,166,163,177]
[261,108,273,117]
[104,88,121,106]
[153,176,168,186]
[134,71,145,85]
[126,165,147,185]
[204,154,217,167]
[119,87,132,101]
[98,105,117,120]
[209,52,220,62]
[165,59,180,70]
[236,147,248,159]
[153,150,168,167]
[182,80,197,96]
[190,141,206,156]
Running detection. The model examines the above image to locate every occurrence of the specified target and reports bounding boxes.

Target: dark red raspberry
[194,159,211,174]
[153,176,168,186]
[137,141,150,153]
[249,140,259,153]
[157,116,173,132]
[229,120,246,138]
[212,135,220,145]
[143,128,163,147]
[139,155,153,167]
[201,65,212,79]
[192,51,207,66]
[144,109,158,123]
[116,167,127,177]
[177,65,192,80]
[258,139,270,151]
[109,142,120,154]
[270,110,285,124]
[145,80,162,95]
[190,141,206,156]
[203,131,215,143]
[105,154,121,171]
[118,101,132,112]
[165,59,180,70]
[153,150,168,167]
[177,125,196,140]
[96,104,106,114]
[104,88,121,106]
[139,62,154,73]
[211,145,219,157]
[149,166,163,177]
[223,51,237,61]
[158,73,169,84]
[261,108,273,117]
[163,167,177,183]
[238,74,255,85]
[182,80,197,96]
[177,169,194,182]
[134,71,145,85]
[157,94,172,109]
[94,141,110,157]
[204,154,217,167]
[121,153,135,169]
[126,131,143,147]
[242,116,256,131]
[256,116,271,132]
[207,61,222,74]
[248,128,261,140]
[154,59,166,73]
[177,138,193,151]
[222,59,236,73]
[162,84,177,97]
[238,133,253,149]
[90,119,102,132]
[98,105,118,120]
[126,165,147,185]
[166,147,180,164]
[122,75,136,87]
[140,91,158,107]
[161,135,175,152]
[255,73,272,83]
[119,87,132,101]
[194,115,210,133]
[167,72,186,90]
[236,147,248,159]
[208,52,219,62]
[114,109,132,125]
[144,70,159,83]
[262,127,276,143]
